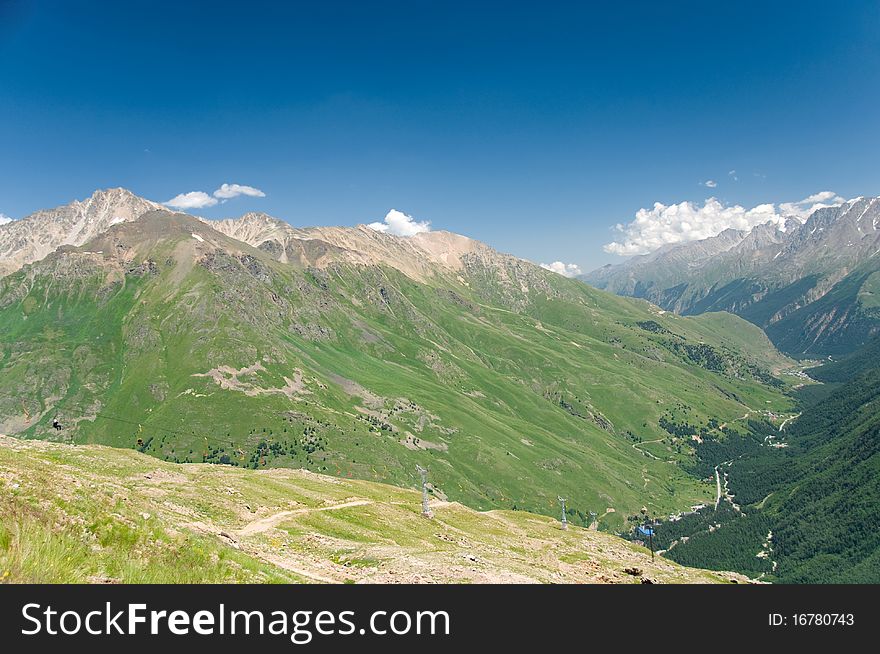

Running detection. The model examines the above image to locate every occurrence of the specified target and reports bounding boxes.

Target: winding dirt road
[237,499,374,536]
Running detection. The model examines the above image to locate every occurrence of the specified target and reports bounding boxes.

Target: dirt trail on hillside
[237,499,374,536]
[259,553,341,584]
[632,438,663,460]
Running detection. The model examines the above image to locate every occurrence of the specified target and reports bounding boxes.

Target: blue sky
[1,0,879,271]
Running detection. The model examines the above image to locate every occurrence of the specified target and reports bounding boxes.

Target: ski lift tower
[417,465,433,518]
[558,496,568,530]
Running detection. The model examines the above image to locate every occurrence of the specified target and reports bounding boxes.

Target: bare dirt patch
[193,363,312,399]
[399,431,448,452]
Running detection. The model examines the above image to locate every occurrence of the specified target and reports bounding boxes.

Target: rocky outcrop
[0,188,164,277]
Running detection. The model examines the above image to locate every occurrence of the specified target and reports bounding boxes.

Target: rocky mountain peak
[0,188,163,277]
[2,189,534,290]
[206,212,506,284]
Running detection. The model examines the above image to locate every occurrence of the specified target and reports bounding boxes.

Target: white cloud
[604,191,845,256]
[367,209,431,237]
[164,191,219,210]
[702,180,717,188]
[164,183,266,210]
[540,261,582,277]
[778,191,844,220]
[0,213,13,226]
[728,169,738,181]
[213,183,266,200]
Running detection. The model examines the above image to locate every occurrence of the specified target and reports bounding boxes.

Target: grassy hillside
[0,212,794,528]
[0,436,745,584]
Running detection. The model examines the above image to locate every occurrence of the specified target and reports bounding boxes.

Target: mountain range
[584,197,880,356]
[3,187,880,582]
[0,188,794,534]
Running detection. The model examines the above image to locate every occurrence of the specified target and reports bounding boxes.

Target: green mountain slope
[808,334,880,384]
[763,260,880,356]
[0,436,746,584]
[0,211,793,526]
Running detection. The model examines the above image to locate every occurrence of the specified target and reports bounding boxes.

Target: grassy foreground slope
[0,436,744,584]
[0,212,795,527]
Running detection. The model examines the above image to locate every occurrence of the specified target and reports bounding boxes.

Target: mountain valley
[0,190,794,534]
[4,188,876,583]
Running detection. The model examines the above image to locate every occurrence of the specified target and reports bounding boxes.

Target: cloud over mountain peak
[540,261,582,277]
[165,183,266,210]
[604,191,846,256]
[367,209,431,237]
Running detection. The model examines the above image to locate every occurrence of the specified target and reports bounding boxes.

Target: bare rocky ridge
[0,188,165,277]
[205,213,561,316]
[206,212,507,284]
[588,198,880,300]
[0,188,543,295]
